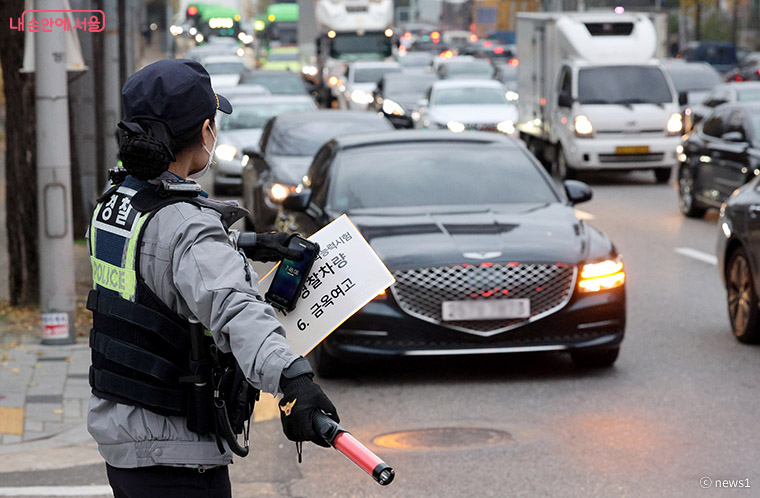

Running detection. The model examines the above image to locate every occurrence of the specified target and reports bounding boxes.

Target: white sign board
[259,215,395,356]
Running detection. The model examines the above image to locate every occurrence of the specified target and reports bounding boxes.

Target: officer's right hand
[279,373,339,447]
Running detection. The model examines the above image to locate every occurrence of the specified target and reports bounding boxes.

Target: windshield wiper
[616,98,666,109]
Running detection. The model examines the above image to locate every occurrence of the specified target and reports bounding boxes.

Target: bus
[186,3,241,40]
[265,3,298,46]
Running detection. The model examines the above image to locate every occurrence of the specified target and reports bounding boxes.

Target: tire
[677,165,707,218]
[308,343,345,378]
[654,167,671,183]
[570,346,619,368]
[726,247,760,343]
[554,147,576,180]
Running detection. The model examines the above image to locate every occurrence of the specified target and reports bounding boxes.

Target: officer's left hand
[238,232,303,262]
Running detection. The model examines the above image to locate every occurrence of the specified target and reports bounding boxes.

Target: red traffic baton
[312,411,395,486]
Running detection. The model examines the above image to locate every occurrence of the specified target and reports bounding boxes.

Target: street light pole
[35,0,76,345]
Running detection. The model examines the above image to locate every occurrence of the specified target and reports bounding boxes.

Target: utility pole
[35,0,76,344]
[102,0,120,174]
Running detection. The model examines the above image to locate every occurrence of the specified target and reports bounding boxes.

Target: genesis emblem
[463,251,503,260]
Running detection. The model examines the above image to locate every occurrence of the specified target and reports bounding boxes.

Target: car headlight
[574,115,593,137]
[301,65,318,76]
[497,120,515,134]
[268,183,295,203]
[382,99,405,116]
[667,113,683,136]
[351,89,373,104]
[505,90,519,102]
[447,120,465,132]
[578,256,625,293]
[215,144,238,162]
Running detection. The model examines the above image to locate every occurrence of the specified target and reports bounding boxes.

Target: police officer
[86,59,339,498]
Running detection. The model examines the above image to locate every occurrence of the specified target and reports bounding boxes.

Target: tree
[0,0,40,305]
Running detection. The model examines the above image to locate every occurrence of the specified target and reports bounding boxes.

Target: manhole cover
[373,428,512,450]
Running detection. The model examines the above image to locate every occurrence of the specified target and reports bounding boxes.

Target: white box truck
[516,12,682,182]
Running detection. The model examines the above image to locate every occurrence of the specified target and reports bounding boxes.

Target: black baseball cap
[121,59,232,136]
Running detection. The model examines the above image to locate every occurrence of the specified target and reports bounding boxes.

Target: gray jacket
[87,185,300,468]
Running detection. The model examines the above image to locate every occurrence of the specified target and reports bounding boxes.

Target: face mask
[190,124,217,179]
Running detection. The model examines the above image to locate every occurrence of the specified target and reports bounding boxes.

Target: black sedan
[240,110,392,231]
[677,102,760,218]
[718,174,760,343]
[370,72,437,129]
[277,131,626,376]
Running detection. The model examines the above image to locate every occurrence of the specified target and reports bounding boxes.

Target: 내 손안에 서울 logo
[9,9,104,33]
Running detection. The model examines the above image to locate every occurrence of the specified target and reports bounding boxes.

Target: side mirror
[678,91,689,107]
[558,93,573,108]
[564,180,593,205]
[282,190,311,211]
[721,131,747,143]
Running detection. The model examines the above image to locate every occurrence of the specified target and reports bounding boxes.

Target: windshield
[268,51,298,62]
[434,87,508,106]
[266,22,297,44]
[737,89,760,102]
[268,118,390,156]
[240,74,305,95]
[353,66,401,84]
[444,61,494,77]
[496,65,518,82]
[666,67,723,92]
[578,66,674,105]
[220,103,314,130]
[329,143,557,210]
[330,33,393,59]
[205,62,245,75]
[385,76,436,95]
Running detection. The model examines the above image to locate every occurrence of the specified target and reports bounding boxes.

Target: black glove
[279,373,339,447]
[238,232,303,263]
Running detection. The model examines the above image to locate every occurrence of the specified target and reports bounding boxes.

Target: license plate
[442,299,530,321]
[615,145,650,155]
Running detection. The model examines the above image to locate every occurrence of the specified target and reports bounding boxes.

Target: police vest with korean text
[87,176,207,418]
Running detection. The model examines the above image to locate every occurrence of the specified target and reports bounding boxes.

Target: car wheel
[726,247,760,343]
[554,147,576,180]
[677,165,706,218]
[308,343,345,378]
[570,346,619,368]
[654,167,671,183]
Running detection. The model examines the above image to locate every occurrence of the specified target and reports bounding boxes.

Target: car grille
[391,263,577,336]
[465,123,497,132]
[599,153,665,163]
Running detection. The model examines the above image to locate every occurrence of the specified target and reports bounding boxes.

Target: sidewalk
[0,340,91,446]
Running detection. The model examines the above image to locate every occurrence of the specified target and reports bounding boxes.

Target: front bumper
[322,286,625,359]
[213,158,244,187]
[564,134,680,170]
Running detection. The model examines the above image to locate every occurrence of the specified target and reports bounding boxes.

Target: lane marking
[0,486,112,496]
[574,209,595,220]
[675,247,718,266]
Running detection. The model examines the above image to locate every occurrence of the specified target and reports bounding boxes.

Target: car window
[307,146,334,207]
[666,66,723,92]
[736,88,760,102]
[578,66,673,104]
[328,143,558,211]
[204,62,245,75]
[240,74,306,95]
[219,103,314,130]
[725,110,748,140]
[702,108,728,137]
[353,66,401,84]
[433,87,508,105]
[268,117,391,156]
[749,114,760,143]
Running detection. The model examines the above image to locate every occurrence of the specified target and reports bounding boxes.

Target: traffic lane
[232,171,759,497]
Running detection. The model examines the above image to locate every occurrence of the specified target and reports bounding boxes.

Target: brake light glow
[508,58,519,67]
[494,46,504,54]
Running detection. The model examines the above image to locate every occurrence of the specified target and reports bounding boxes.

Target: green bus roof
[190,3,239,20]
[266,3,298,23]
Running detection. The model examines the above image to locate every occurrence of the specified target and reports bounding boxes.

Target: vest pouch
[215,356,257,435]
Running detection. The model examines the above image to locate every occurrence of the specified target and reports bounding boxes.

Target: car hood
[387,93,425,111]
[339,203,611,270]
[267,155,313,185]
[428,104,518,125]
[579,104,674,133]
[219,129,263,153]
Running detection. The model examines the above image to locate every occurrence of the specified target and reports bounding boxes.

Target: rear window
[268,117,391,156]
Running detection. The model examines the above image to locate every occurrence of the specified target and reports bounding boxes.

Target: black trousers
[106,463,232,498]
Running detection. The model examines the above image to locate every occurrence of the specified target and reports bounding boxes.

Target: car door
[282,144,335,236]
[707,108,752,202]
[692,108,728,206]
